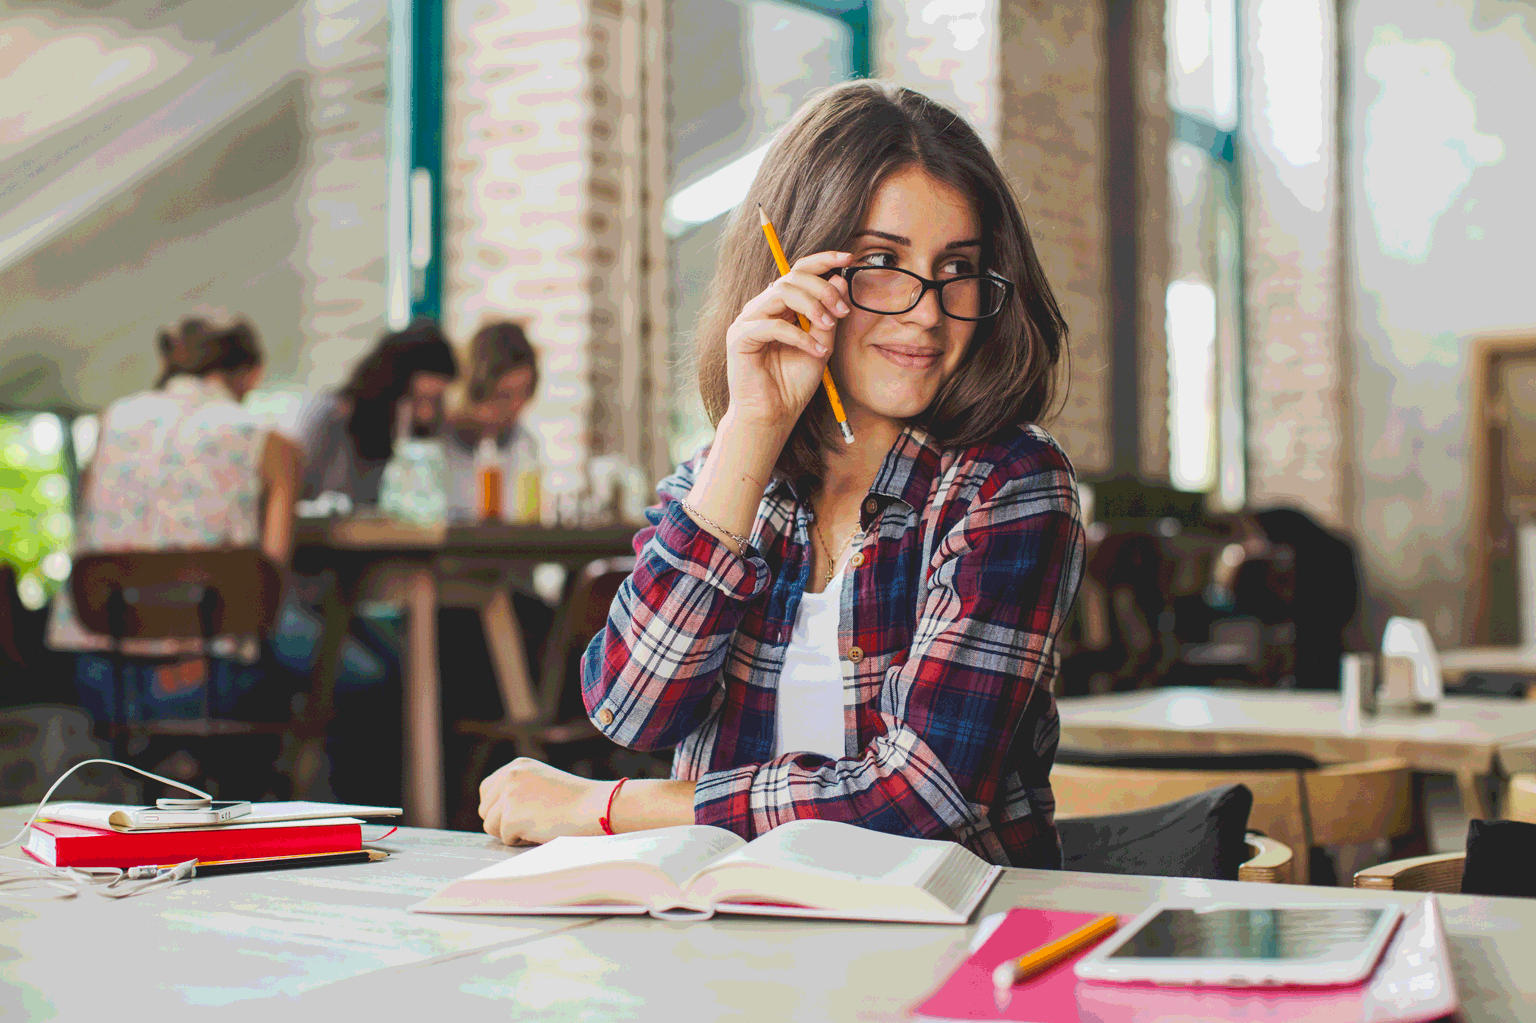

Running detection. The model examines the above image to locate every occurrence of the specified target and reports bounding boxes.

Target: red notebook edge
[23,818,363,869]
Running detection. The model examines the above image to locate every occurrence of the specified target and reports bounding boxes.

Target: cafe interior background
[1,0,1534,853]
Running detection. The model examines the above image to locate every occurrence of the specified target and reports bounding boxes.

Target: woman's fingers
[790,250,853,276]
[744,277,839,332]
[735,316,831,359]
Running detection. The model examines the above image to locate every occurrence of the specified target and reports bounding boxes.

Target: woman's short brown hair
[156,315,262,388]
[466,321,539,403]
[692,80,1068,482]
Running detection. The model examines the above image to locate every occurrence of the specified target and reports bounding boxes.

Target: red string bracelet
[599,777,627,836]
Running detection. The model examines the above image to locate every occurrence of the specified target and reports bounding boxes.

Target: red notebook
[23,817,363,869]
[911,896,1458,1023]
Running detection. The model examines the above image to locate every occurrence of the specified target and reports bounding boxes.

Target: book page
[692,819,944,888]
[681,820,998,922]
[457,825,743,890]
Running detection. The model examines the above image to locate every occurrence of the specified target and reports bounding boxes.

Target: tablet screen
[1106,907,1388,961]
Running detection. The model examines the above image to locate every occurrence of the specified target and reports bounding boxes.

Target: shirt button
[849,552,865,568]
[848,646,864,663]
[597,708,614,726]
[863,498,878,515]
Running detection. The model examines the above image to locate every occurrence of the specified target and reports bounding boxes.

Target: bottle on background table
[476,437,503,523]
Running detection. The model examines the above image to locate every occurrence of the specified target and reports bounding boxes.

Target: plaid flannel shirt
[581,423,1084,867]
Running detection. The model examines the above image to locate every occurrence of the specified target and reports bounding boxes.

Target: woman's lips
[872,345,942,368]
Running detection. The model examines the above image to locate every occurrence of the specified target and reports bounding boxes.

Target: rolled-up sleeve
[581,455,773,751]
[691,453,1084,864]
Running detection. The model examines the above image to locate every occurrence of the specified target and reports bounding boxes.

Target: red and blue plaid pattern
[581,424,1084,867]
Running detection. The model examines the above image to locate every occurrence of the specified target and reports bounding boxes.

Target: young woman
[49,314,302,721]
[296,318,458,506]
[478,81,1084,868]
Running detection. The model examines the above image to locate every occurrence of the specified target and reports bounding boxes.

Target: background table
[292,518,638,827]
[1501,736,1536,775]
[3,807,1533,1022]
[1057,687,1536,819]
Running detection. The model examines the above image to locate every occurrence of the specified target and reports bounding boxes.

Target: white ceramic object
[1381,617,1443,708]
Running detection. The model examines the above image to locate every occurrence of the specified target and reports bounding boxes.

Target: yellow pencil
[991,913,1119,999]
[757,205,855,445]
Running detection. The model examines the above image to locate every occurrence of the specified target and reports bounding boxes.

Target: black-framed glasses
[830,266,1013,321]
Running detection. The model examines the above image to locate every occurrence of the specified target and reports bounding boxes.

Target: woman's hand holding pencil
[721,213,854,437]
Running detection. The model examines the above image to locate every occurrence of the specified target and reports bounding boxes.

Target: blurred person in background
[283,319,456,805]
[443,320,540,521]
[48,314,302,734]
[296,318,459,506]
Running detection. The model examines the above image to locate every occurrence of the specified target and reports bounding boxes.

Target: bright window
[0,413,75,610]
[1166,0,1245,509]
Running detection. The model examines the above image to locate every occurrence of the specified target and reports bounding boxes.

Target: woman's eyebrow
[854,230,983,250]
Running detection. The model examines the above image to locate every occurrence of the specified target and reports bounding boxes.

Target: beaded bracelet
[680,497,752,556]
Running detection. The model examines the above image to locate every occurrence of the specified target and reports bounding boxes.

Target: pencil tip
[757,204,770,224]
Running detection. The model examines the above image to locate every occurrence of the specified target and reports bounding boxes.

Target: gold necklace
[812,516,859,583]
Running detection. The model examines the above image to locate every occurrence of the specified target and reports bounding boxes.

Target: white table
[1057,687,1536,819]
[4,808,1536,1021]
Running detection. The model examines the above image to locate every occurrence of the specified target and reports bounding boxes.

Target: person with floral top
[477,81,1084,868]
[49,315,301,723]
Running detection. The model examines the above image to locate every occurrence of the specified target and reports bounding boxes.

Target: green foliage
[0,415,73,609]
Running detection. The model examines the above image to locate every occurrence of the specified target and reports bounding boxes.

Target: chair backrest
[70,549,283,642]
[540,556,636,722]
[1054,763,1310,882]
[1052,756,1412,884]
[1057,783,1254,881]
[1354,851,1464,893]
[1306,758,1414,846]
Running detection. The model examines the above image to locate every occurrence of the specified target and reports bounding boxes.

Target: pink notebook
[911,896,1458,1023]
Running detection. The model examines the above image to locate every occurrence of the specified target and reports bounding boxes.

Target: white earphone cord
[0,758,212,900]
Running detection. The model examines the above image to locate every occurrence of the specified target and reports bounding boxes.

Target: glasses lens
[940,277,1008,320]
[849,268,922,314]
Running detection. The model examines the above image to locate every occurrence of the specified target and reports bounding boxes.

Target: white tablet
[1073,902,1402,987]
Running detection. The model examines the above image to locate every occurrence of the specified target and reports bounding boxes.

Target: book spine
[23,828,56,866]
[50,823,362,869]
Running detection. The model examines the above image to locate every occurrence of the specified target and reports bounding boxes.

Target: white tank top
[774,561,849,759]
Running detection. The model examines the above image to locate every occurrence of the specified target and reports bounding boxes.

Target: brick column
[445,0,592,473]
[1238,0,1348,528]
[445,0,667,479]
[1133,0,1171,481]
[999,1,1111,476]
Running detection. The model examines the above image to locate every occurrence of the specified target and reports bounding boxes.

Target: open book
[410,819,1000,924]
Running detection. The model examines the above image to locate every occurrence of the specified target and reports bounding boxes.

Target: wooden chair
[1354,852,1465,893]
[454,557,635,821]
[1052,756,1412,884]
[69,550,304,787]
[1239,834,1295,884]
[1359,815,1536,897]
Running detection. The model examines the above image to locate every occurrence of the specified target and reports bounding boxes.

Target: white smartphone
[1073,902,1402,987]
[122,800,253,828]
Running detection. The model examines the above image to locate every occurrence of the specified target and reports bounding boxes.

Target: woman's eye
[939,259,976,277]
[856,251,897,268]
